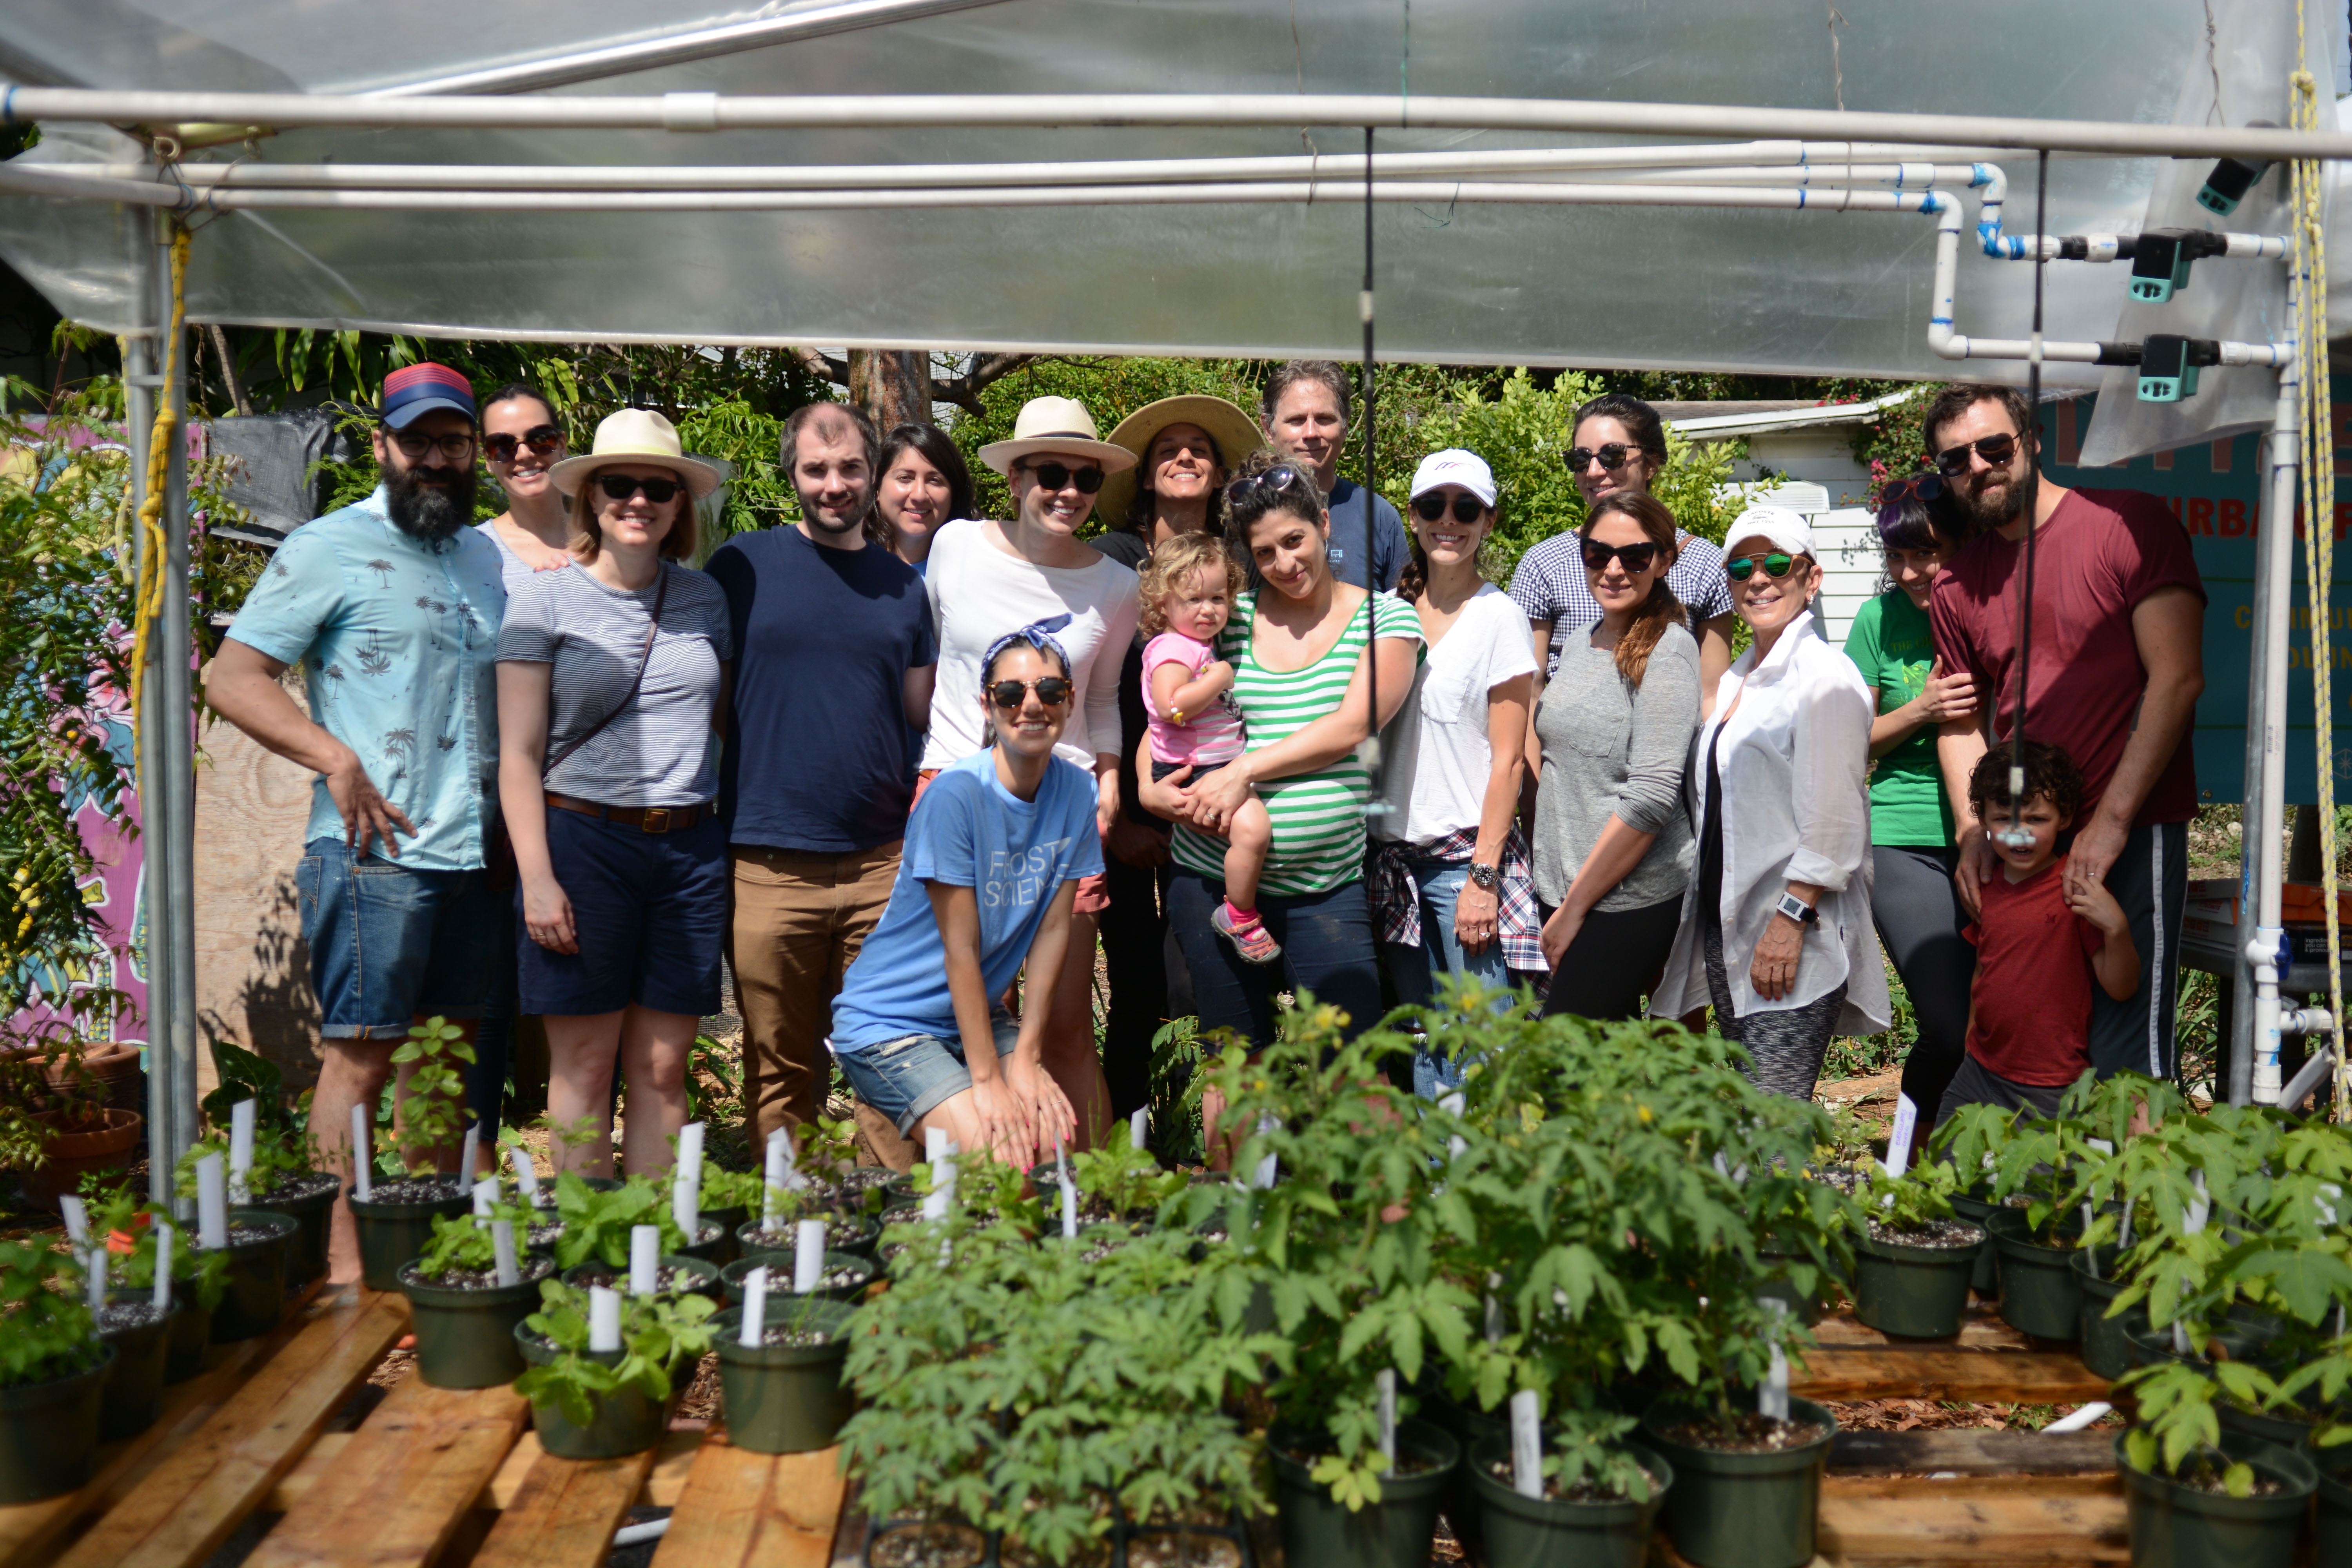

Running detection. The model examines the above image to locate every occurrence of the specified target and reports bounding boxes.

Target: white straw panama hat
[975,395,1138,477]
[548,407,725,498]
[1726,504,1815,560]
[1096,394,1267,526]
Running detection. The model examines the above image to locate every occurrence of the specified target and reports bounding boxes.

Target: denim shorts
[1150,757,1232,784]
[296,837,502,1040]
[834,1014,1021,1136]
[516,808,726,1018]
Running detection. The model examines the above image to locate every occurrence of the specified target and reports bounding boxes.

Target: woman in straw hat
[916,395,1141,1152]
[497,408,733,1178]
[1088,394,1264,1128]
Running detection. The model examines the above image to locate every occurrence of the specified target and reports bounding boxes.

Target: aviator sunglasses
[1724,553,1800,583]
[1412,491,1488,524]
[597,474,684,504]
[483,425,566,463]
[1225,465,1308,506]
[987,677,1075,709]
[1021,461,1105,494]
[1932,432,2020,476]
[1581,539,1661,573]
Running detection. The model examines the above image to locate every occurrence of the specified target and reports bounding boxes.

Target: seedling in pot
[411,1205,553,1290]
[361,1017,475,1197]
[549,1172,691,1270]
[1858,1160,1970,1244]
[0,1238,104,1388]
[514,1278,716,1430]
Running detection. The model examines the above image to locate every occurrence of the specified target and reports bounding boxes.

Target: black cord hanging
[1997,149,2051,849]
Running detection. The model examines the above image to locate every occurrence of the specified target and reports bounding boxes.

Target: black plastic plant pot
[2316,1452,2352,1568]
[397,1258,557,1389]
[1417,1381,1507,1568]
[1639,1396,1838,1568]
[513,1328,670,1461]
[721,1250,875,1307]
[1753,1238,1828,1328]
[1116,1502,1256,1568]
[677,1214,738,1269]
[1851,1228,1982,1339]
[2123,1318,2267,1372]
[263,1173,341,1287]
[205,1208,298,1343]
[2069,1247,2142,1380]
[161,1293,214,1383]
[2116,1429,2315,1568]
[1984,1210,2082,1342]
[862,1519,988,1568]
[96,1299,179,1441]
[561,1253,723,1301]
[735,1215,884,1263]
[698,1206,748,1267]
[1947,1193,2002,1298]
[2214,1397,2325,1449]
[711,1297,856,1454]
[348,1181,470,1293]
[1467,1432,1671,1568]
[1267,1418,1459,1568]
[0,1345,114,1504]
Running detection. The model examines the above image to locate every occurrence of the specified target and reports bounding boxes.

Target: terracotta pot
[20,1107,142,1210]
[4,1040,142,1115]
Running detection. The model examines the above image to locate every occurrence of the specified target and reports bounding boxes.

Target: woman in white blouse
[1650,507,1887,1099]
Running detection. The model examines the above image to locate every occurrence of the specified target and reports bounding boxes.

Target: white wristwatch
[1775,891,1820,928]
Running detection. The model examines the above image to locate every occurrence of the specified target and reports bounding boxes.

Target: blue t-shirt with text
[829,750,1105,1053]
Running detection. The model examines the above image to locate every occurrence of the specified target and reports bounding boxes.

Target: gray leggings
[1869,844,1973,1122]
[1703,920,1847,1102]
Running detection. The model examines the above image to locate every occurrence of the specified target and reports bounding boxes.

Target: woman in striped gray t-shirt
[1139,453,1421,1154]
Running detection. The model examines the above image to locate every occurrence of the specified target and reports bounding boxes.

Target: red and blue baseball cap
[378,362,477,429]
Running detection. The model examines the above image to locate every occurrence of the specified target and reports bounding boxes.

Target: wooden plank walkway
[652,1432,844,1568]
[469,1443,655,1568]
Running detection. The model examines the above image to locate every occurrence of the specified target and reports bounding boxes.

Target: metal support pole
[154,211,198,1188]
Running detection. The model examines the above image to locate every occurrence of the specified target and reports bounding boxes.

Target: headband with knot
[982,615,1073,679]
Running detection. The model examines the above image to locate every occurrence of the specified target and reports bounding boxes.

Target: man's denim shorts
[296,837,502,1040]
[834,1014,1021,1136]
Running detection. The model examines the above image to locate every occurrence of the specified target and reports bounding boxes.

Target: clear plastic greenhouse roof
[0,0,2343,453]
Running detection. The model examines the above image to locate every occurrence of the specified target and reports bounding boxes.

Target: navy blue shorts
[516,808,726,1018]
[297,838,501,1040]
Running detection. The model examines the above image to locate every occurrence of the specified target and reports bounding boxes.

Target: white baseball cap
[1408,448,1497,507]
[1725,505,1814,561]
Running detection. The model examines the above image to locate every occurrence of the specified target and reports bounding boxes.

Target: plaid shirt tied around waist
[1365,825,1544,976]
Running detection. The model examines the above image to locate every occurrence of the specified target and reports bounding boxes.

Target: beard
[386,461,478,542]
[797,485,871,539]
[1960,469,2026,532]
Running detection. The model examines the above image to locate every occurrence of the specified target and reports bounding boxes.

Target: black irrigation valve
[2127,229,2233,304]
[2198,121,2278,217]
[2136,334,2223,403]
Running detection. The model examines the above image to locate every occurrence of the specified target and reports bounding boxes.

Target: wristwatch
[1775,891,1820,927]
[1467,862,1501,891]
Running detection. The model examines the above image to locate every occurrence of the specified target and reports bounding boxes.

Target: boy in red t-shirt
[1938,740,2141,1123]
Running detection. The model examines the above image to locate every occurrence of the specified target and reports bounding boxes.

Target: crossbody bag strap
[543,564,668,778]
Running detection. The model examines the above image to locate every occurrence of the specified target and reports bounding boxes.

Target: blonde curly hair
[1138,532,1245,637]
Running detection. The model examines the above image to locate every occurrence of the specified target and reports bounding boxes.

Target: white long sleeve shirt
[1650,608,1892,1034]
[920,518,1140,773]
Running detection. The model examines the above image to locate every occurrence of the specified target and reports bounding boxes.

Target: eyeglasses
[1563,443,1652,474]
[482,425,566,463]
[987,677,1074,709]
[1877,472,1946,507]
[1412,491,1488,524]
[1725,553,1800,583]
[1581,539,1662,574]
[597,474,684,504]
[1021,461,1105,494]
[388,430,477,463]
[1931,432,2021,476]
[1226,466,1308,506]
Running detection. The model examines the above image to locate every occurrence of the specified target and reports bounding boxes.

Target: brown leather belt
[545,793,711,834]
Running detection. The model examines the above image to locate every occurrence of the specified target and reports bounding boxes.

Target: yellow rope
[2289,0,2345,1118]
[128,223,190,749]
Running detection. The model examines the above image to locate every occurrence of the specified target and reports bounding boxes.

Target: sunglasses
[1582,539,1661,574]
[597,474,684,504]
[1563,442,1651,474]
[482,425,566,463]
[388,430,476,463]
[1021,461,1105,494]
[1877,472,1946,507]
[987,677,1074,709]
[1225,466,1308,506]
[1412,491,1488,524]
[1931,432,2020,476]
[1725,553,1800,583]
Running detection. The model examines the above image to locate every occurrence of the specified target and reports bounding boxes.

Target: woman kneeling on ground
[828,624,1096,1165]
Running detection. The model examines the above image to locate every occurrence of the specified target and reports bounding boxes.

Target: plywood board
[1793,1350,2109,1404]
[469,1445,656,1568]
[652,1431,844,1568]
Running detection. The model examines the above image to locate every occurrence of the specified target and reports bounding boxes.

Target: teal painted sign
[2039,386,2352,806]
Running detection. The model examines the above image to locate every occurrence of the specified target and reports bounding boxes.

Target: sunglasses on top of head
[987,676,1074,709]
[1412,491,1488,524]
[597,473,683,504]
[1020,461,1105,494]
[1226,466,1308,506]
[482,425,566,463]
[1931,431,2020,476]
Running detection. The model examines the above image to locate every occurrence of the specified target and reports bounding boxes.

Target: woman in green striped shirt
[1139,453,1421,1151]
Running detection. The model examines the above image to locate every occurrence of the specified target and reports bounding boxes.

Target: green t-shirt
[1842,590,1955,847]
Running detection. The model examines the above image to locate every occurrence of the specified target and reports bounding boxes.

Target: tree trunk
[847,349,932,432]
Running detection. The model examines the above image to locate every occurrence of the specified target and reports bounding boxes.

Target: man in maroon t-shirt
[1924,384,2206,1082]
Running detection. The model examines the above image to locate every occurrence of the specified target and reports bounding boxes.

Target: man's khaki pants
[728,841,900,1145]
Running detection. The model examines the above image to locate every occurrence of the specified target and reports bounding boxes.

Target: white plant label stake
[59,1194,88,1245]
[1882,1094,1918,1177]
[1759,1299,1791,1422]
[152,1221,174,1311]
[195,1152,229,1251]
[1253,1115,1280,1191]
[2175,1172,2209,1356]
[922,1132,958,1222]
[1509,1389,1544,1500]
[673,1121,706,1238]
[473,1176,499,1218]
[1486,1272,1505,1345]
[511,1144,539,1201]
[351,1104,373,1201]
[1441,1093,1467,1163]
[1130,1107,1149,1151]
[490,1219,519,1288]
[84,1241,107,1312]
[588,1286,622,1353]
[762,1129,791,1229]
[629,1224,660,1298]
[739,1266,768,1348]
[1060,1172,1078,1241]
[1376,1368,1397,1477]
[460,1122,481,1188]
[794,1218,825,1294]
[229,1097,257,1204]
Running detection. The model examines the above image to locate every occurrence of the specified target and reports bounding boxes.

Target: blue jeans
[1377,856,1513,1098]
[834,1014,1022,1136]
[1167,871,1383,1055]
[296,838,502,1040]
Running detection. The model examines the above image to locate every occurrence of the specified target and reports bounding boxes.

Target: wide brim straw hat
[548,407,725,498]
[1096,394,1267,528]
[975,395,1137,477]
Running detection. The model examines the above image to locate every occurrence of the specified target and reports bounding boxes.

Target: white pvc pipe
[8,88,2352,161]
[2251,263,2305,1105]
[2042,1402,2113,1434]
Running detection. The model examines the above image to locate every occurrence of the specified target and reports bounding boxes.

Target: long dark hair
[1580,494,1682,687]
[1124,426,1231,537]
[481,381,570,515]
[871,421,976,550]
[1570,392,1668,463]
[1223,448,1328,544]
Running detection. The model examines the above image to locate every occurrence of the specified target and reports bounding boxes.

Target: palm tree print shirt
[227,486,507,869]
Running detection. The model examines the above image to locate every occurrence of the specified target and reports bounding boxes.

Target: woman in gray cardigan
[1532,494,1702,1019]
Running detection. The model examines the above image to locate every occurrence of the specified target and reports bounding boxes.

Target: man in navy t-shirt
[706,402,938,1145]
